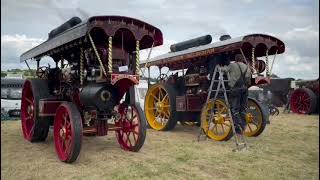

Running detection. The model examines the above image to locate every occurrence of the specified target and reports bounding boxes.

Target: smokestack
[219,34,231,41]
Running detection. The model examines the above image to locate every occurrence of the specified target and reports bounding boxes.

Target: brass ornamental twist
[80,47,84,85]
[265,49,269,76]
[136,40,140,75]
[108,36,113,73]
[251,47,256,74]
[88,33,107,77]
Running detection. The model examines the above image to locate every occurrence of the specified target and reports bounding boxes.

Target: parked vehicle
[1,78,24,118]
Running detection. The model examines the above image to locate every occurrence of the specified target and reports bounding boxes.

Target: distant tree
[1,72,7,77]
[270,74,279,78]
[23,70,36,77]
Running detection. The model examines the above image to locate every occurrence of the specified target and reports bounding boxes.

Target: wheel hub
[156,102,166,112]
[246,113,254,123]
[122,121,132,132]
[27,105,34,116]
[59,127,66,139]
[214,114,225,124]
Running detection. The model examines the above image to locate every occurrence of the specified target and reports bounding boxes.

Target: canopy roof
[20,16,163,62]
[140,34,285,70]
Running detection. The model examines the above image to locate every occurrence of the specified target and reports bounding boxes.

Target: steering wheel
[36,66,49,78]
[156,73,168,82]
[61,61,70,69]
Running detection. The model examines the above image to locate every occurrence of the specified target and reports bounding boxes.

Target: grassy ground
[1,111,319,180]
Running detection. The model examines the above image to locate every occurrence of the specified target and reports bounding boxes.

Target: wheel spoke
[63,114,67,127]
[158,88,162,101]
[150,93,160,102]
[247,123,253,132]
[28,125,34,137]
[65,139,72,155]
[223,122,230,127]
[25,98,33,104]
[162,111,169,118]
[67,121,71,129]
[131,114,137,122]
[127,132,133,147]
[161,94,168,103]
[132,133,137,143]
[220,124,225,134]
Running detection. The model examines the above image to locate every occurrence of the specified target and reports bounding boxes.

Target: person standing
[221,54,252,138]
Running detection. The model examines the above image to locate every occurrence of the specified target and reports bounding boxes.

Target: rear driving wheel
[115,104,146,152]
[21,79,50,142]
[144,84,178,131]
[54,102,82,163]
[200,99,233,141]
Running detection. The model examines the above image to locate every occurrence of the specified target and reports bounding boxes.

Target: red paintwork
[113,77,138,102]
[96,120,108,136]
[111,74,139,85]
[176,94,206,112]
[252,76,270,86]
[21,80,35,141]
[88,16,163,48]
[39,100,63,117]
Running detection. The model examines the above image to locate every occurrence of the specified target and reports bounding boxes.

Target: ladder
[198,65,248,151]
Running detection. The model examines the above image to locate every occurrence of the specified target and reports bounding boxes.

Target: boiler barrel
[48,17,82,39]
[170,35,212,52]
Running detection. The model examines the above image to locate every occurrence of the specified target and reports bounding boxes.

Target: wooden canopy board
[140,34,285,71]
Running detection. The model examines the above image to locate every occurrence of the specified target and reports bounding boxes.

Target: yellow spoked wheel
[144,84,178,131]
[200,99,233,141]
[244,98,267,137]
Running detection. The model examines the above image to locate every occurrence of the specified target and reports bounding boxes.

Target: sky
[1,0,319,79]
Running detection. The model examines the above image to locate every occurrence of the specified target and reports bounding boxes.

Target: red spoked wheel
[115,104,146,152]
[21,79,50,142]
[21,80,35,141]
[290,88,317,114]
[54,102,82,163]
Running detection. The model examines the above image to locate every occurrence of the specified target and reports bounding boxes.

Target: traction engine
[20,16,163,163]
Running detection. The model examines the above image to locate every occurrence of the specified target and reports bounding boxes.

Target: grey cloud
[1,0,318,79]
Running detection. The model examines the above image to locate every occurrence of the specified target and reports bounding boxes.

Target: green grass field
[1,111,319,180]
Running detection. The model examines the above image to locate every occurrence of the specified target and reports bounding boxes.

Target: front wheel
[200,99,233,141]
[53,102,83,163]
[144,84,178,131]
[115,103,146,152]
